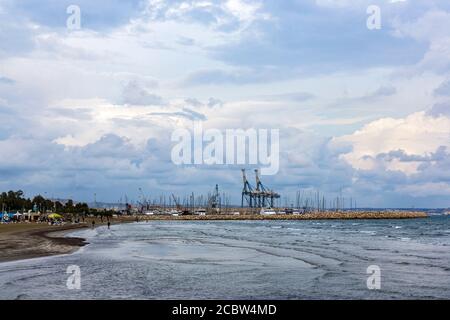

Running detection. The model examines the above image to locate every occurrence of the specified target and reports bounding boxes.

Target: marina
[1,169,431,223]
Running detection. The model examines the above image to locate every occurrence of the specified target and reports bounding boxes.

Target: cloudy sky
[0,0,449,207]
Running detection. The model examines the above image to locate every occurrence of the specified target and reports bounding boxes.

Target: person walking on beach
[107,221,110,229]
[92,220,95,229]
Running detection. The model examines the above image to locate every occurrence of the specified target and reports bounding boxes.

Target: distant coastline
[141,211,428,220]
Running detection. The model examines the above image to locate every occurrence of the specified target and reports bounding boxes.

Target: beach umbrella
[48,213,63,219]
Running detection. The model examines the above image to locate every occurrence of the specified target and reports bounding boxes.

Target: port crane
[241,169,280,208]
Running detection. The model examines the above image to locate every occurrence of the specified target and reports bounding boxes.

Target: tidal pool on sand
[0,216,449,299]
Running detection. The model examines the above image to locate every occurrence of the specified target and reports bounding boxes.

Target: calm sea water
[0,216,449,299]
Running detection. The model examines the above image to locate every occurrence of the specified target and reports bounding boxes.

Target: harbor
[1,169,431,224]
[0,169,431,264]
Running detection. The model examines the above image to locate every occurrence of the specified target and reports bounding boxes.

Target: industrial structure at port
[1,166,432,223]
[114,168,283,215]
[2,168,429,222]
[89,168,358,216]
[241,169,280,208]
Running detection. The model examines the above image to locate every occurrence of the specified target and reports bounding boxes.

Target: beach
[0,216,448,299]
[0,216,135,263]
[0,211,427,263]
[0,223,89,263]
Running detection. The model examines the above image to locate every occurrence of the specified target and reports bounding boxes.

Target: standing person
[92,220,95,229]
[107,221,111,229]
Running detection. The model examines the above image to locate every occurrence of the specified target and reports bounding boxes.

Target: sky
[0,0,449,208]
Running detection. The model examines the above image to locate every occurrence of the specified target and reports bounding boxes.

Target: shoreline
[0,211,428,264]
[0,223,90,264]
[0,216,140,264]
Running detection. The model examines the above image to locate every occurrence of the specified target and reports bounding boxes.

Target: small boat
[260,207,276,215]
[169,209,180,216]
[194,209,206,216]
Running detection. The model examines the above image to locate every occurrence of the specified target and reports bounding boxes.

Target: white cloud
[121,80,163,106]
[331,111,450,175]
[392,10,450,42]
[392,10,450,74]
[222,0,266,24]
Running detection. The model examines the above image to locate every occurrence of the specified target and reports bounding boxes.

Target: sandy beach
[0,223,89,263]
[0,216,140,263]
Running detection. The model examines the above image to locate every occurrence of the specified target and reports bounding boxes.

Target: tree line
[0,190,89,214]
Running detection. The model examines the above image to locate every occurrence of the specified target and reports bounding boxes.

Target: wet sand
[0,223,89,263]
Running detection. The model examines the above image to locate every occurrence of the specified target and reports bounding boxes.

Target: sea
[0,216,449,299]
